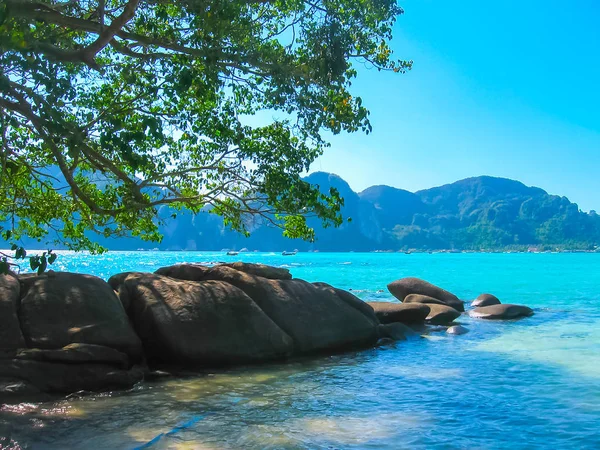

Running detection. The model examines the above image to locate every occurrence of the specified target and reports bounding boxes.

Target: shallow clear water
[3,252,600,449]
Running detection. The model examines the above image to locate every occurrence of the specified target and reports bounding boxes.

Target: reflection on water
[3,252,600,448]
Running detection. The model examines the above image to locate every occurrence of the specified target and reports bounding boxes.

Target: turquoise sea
[3,251,600,449]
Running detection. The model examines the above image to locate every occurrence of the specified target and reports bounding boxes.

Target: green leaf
[37,255,47,275]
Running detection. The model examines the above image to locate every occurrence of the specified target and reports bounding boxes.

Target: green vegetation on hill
[89,172,600,251]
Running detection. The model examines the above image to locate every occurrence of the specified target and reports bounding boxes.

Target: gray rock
[195,265,379,354]
[19,272,143,361]
[404,293,464,311]
[387,277,464,312]
[0,273,25,350]
[155,262,292,281]
[471,293,501,308]
[470,304,534,320]
[367,302,430,325]
[313,282,378,324]
[219,262,292,280]
[153,264,212,281]
[378,322,417,341]
[446,325,469,335]
[426,304,461,325]
[117,272,294,365]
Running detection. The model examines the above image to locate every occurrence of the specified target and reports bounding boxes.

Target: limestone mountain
[19,172,600,251]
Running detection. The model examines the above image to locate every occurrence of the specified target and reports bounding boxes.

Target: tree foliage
[0,0,409,270]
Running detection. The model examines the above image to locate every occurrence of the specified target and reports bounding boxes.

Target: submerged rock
[387,277,464,312]
[469,304,534,320]
[367,302,430,325]
[446,325,469,335]
[18,272,143,362]
[471,293,501,308]
[425,304,461,325]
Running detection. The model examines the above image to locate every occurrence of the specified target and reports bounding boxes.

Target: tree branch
[82,0,140,60]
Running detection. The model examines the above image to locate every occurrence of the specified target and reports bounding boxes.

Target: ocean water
[3,251,600,449]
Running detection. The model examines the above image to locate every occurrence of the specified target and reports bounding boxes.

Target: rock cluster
[0,264,379,397]
[0,266,534,398]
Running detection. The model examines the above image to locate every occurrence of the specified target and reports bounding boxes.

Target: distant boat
[226,251,239,256]
[282,250,297,256]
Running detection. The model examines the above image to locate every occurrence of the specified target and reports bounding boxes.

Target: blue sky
[311,0,600,211]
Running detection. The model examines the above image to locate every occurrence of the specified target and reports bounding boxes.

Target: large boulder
[387,277,464,312]
[0,273,25,350]
[469,304,534,320]
[367,302,430,325]
[18,272,143,361]
[115,273,294,365]
[425,304,461,325]
[162,264,379,354]
[471,293,501,308]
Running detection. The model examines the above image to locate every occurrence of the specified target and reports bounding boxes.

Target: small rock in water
[471,293,501,307]
[426,304,461,325]
[469,304,533,320]
[368,302,430,325]
[447,325,469,335]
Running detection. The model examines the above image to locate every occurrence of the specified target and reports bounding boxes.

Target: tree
[0,0,410,271]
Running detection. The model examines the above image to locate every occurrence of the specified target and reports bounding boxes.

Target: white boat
[282,250,297,256]
[226,251,239,256]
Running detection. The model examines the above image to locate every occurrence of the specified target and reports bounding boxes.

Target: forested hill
[104,172,600,251]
